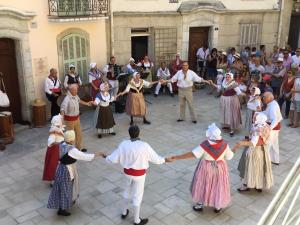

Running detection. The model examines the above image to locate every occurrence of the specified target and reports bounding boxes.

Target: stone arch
[0,7,36,122]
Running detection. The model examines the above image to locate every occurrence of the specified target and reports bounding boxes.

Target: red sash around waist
[64,115,79,121]
[267,122,281,130]
[51,88,61,93]
[124,168,146,176]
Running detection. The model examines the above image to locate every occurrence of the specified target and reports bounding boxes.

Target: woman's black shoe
[134,218,149,225]
[193,204,203,212]
[143,120,151,125]
[57,209,71,216]
[214,208,222,213]
[121,209,129,219]
[98,134,102,139]
[255,188,262,193]
[81,148,87,152]
[110,132,116,136]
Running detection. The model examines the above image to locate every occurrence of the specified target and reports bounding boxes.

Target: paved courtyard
[0,88,299,225]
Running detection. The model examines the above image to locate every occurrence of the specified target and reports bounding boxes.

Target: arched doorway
[0,38,22,123]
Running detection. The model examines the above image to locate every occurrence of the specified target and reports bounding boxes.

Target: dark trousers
[46,93,60,119]
[278,95,291,117]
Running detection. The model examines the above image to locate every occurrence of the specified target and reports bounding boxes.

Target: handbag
[0,78,9,107]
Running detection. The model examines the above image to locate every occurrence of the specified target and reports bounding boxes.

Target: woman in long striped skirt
[47,130,102,216]
[170,123,234,213]
[233,112,273,192]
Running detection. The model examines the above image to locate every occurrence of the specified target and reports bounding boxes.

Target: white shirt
[294,77,300,101]
[60,93,80,116]
[126,64,136,74]
[95,93,115,107]
[171,69,203,88]
[124,79,151,93]
[239,84,247,93]
[192,140,234,161]
[196,47,209,60]
[292,55,300,66]
[247,96,261,111]
[263,100,283,130]
[157,67,170,80]
[106,139,165,169]
[45,76,61,95]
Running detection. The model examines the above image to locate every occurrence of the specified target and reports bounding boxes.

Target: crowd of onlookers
[194,45,300,128]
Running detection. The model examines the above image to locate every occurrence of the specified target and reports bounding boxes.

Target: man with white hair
[60,84,92,152]
[103,56,121,97]
[102,125,172,225]
[126,58,137,75]
[64,64,82,89]
[47,130,103,216]
[262,91,283,165]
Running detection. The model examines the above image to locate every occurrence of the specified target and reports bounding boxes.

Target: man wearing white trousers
[262,92,283,165]
[154,62,173,97]
[103,125,171,225]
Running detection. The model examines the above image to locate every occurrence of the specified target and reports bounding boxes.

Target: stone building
[0,0,296,123]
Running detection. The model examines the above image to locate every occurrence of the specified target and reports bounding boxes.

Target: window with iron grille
[169,0,179,3]
[154,28,177,66]
[240,23,261,49]
[61,34,88,84]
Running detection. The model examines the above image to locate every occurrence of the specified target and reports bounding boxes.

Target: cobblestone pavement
[0,88,299,225]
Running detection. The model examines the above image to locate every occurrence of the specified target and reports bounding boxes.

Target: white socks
[122,198,130,215]
[134,205,141,224]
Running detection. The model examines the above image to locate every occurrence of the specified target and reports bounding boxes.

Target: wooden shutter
[61,33,88,83]
[240,23,260,49]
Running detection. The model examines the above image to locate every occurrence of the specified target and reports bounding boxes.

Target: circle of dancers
[42,46,300,224]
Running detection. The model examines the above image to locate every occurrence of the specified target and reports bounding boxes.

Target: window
[154,28,177,65]
[240,23,260,49]
[169,0,179,3]
[61,34,88,83]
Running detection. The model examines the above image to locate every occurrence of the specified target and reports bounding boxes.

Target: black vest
[60,153,77,165]
[66,74,80,85]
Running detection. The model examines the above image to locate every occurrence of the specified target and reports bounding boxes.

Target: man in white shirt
[45,68,62,119]
[154,62,173,97]
[196,45,209,76]
[292,48,300,67]
[262,92,283,165]
[167,61,211,123]
[103,125,171,225]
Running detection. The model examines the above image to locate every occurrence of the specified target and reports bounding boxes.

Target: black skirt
[96,105,115,129]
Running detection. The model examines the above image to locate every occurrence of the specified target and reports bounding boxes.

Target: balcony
[48,0,109,19]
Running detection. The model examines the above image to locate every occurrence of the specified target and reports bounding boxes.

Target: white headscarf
[206,123,222,141]
[69,64,76,69]
[90,62,97,69]
[226,72,234,80]
[100,82,106,92]
[51,114,63,127]
[254,113,268,127]
[133,72,140,79]
[129,57,135,63]
[64,130,76,143]
[252,87,261,96]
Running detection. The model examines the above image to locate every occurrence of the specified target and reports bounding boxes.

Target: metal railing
[258,156,300,225]
[48,0,109,17]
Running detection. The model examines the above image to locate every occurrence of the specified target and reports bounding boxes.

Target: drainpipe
[277,0,285,47]
[110,0,114,56]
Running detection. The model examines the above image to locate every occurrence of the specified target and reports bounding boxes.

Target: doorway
[188,27,209,72]
[288,14,300,50]
[0,38,22,123]
[131,36,148,63]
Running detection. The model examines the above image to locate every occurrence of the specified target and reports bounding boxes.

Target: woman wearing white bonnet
[47,130,103,216]
[119,71,159,125]
[88,62,102,100]
[170,123,234,213]
[92,82,118,138]
[244,86,262,139]
[63,64,82,89]
[211,72,246,136]
[42,114,65,184]
[234,112,273,193]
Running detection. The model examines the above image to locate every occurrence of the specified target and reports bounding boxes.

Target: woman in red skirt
[42,114,65,186]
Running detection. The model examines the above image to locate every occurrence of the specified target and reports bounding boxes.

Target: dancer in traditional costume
[170,123,234,213]
[93,82,118,138]
[64,64,82,89]
[47,130,102,216]
[235,112,273,192]
[119,72,159,125]
[245,87,262,139]
[102,125,171,225]
[88,62,103,100]
[42,114,64,185]
[211,72,245,136]
[262,91,282,165]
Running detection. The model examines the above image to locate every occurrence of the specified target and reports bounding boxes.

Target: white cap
[69,64,76,69]
[129,57,135,62]
[206,123,222,141]
[90,62,97,69]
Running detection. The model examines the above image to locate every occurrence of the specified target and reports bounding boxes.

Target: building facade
[0,0,296,123]
[0,0,109,122]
